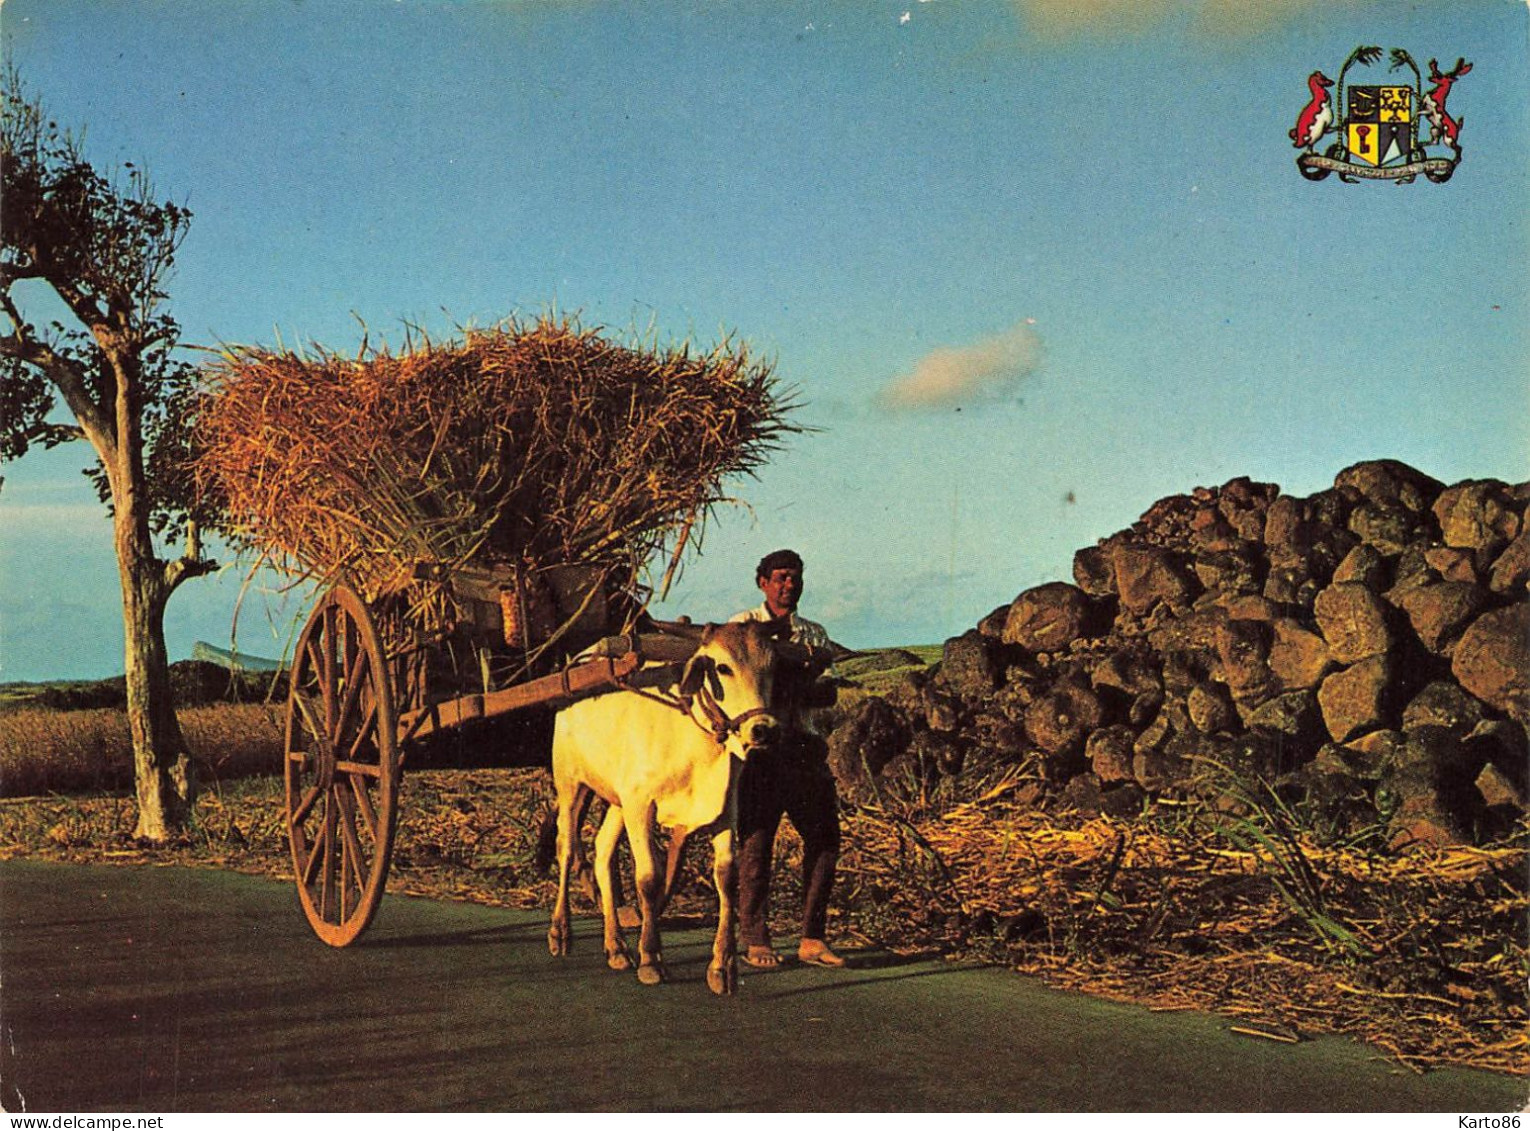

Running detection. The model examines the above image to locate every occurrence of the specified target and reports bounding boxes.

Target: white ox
[546,621,780,994]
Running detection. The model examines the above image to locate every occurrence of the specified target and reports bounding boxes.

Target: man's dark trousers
[736,730,840,947]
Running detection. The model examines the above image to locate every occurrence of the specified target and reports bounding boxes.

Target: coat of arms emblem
[1291,46,1470,183]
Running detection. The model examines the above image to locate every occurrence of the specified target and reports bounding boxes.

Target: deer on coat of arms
[1421,57,1471,153]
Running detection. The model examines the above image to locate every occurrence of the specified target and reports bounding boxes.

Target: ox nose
[742,713,780,752]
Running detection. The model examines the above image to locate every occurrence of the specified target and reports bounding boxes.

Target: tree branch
[0,321,114,445]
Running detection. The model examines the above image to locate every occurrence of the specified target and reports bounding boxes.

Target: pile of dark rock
[826,460,1528,850]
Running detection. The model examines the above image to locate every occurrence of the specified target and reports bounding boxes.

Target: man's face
[757,567,803,618]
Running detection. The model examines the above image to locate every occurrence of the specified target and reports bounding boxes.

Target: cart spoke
[320,792,338,922]
[350,774,379,839]
[335,647,369,748]
[338,791,368,911]
[344,700,380,765]
[291,782,324,828]
[320,605,338,733]
[301,817,328,889]
[291,692,326,754]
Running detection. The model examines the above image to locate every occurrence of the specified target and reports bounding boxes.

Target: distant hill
[192,642,286,673]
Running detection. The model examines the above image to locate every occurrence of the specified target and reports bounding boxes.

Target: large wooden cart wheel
[284,585,400,946]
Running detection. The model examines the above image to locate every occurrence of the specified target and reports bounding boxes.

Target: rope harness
[613,661,776,745]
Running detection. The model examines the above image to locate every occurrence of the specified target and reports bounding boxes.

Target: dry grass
[0,704,283,797]
[838,774,1530,1076]
[192,315,800,645]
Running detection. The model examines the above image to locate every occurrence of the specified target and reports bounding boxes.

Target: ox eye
[715,663,734,678]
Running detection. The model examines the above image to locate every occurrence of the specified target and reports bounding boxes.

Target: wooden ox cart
[283,563,719,946]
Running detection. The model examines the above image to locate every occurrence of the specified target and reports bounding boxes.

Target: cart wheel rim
[284,585,399,947]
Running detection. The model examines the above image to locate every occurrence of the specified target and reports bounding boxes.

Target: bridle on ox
[614,662,776,746]
[686,684,775,745]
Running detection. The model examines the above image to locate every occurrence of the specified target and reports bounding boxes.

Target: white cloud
[876,319,1041,411]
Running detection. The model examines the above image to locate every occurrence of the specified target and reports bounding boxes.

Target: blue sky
[2,0,1526,681]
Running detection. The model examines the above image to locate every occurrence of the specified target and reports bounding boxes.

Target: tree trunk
[118,519,196,842]
[101,347,198,843]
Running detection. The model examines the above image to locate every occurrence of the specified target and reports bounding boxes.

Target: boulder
[1133,743,1192,792]
[1059,772,1105,815]
[1451,605,1530,723]
[1381,725,1483,850]
[1263,495,1313,567]
[1433,480,1521,554]
[1003,582,1100,653]
[1243,690,1322,749]
[1348,504,1418,556]
[1402,680,1487,735]
[1488,531,1530,595]
[1147,606,1228,656]
[1388,581,1492,654]
[1267,617,1333,691]
[1313,582,1395,664]
[966,713,1030,770]
[1215,617,1277,705]
[1086,725,1138,784]
[1216,594,1284,622]
[1389,545,1439,595]
[1318,654,1394,743]
[1194,548,1263,594]
[1424,546,1481,584]
[935,630,1000,702]
[1187,682,1236,733]
[1090,649,1161,698]
[1023,682,1104,759]
[1189,506,1242,553]
[1218,476,1279,540]
[1334,459,1444,514]
[1463,719,1529,798]
[1332,543,1389,588]
[1263,566,1320,609]
[1111,542,1196,615]
[1072,544,1116,597]
[826,697,912,798]
[976,604,1010,639]
[1475,761,1525,811]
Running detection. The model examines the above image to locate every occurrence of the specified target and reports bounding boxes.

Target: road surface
[1,860,1521,1112]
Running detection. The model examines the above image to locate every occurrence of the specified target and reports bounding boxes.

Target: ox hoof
[637,961,666,986]
[547,925,571,957]
[707,960,737,996]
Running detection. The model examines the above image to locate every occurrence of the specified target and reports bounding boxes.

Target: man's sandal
[743,945,782,969]
[797,939,846,967]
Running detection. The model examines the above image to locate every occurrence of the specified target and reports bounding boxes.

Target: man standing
[730,549,845,968]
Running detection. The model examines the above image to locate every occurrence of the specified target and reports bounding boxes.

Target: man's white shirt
[728,603,831,650]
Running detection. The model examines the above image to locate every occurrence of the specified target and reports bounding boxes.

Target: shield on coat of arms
[1347,85,1414,167]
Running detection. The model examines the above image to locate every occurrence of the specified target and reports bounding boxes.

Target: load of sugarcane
[192,314,799,646]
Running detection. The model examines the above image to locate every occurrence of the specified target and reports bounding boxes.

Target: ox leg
[659,828,688,917]
[624,802,666,986]
[547,788,577,957]
[706,825,739,996]
[593,804,632,971]
[568,783,599,904]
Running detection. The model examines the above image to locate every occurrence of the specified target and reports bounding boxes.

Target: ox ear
[679,652,712,698]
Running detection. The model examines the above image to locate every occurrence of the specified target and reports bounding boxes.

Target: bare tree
[1,69,216,840]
